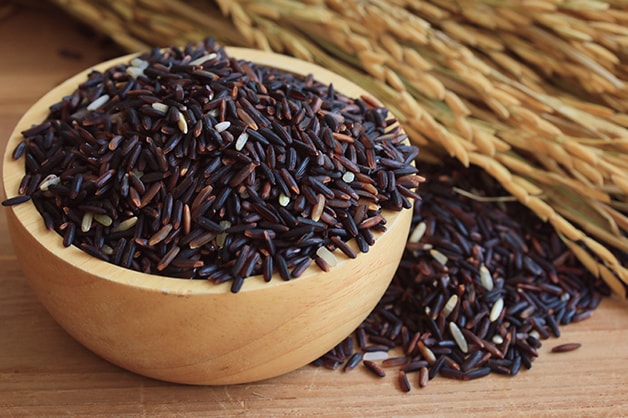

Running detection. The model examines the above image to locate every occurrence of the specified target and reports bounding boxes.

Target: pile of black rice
[314,161,611,392]
[4,39,422,293]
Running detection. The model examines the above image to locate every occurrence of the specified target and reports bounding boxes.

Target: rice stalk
[45,0,628,297]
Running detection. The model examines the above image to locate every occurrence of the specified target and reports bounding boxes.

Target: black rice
[1,195,31,206]
[313,161,610,392]
[551,343,582,353]
[4,39,421,292]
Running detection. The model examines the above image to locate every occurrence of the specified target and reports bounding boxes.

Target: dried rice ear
[50,0,628,296]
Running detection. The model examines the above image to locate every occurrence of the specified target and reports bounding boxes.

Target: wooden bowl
[1,48,413,385]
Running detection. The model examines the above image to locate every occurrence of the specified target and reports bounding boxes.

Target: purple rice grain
[363,360,386,378]
[1,195,31,206]
[438,366,465,380]
[398,371,411,393]
[382,356,408,367]
[551,343,582,353]
[463,366,492,380]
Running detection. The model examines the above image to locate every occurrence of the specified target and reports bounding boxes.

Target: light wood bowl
[2,48,413,385]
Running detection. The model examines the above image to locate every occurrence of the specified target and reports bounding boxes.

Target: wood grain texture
[0,6,627,417]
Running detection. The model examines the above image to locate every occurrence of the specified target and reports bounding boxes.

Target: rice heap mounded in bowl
[5,39,422,292]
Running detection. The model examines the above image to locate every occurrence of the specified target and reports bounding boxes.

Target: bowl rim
[2,46,409,295]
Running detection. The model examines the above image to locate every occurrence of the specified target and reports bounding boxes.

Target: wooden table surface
[1,6,627,417]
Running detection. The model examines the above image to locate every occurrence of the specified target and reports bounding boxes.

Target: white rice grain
[86,94,110,111]
[189,52,217,66]
[215,121,231,132]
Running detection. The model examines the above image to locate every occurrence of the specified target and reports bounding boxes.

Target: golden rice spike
[599,265,627,298]
[562,239,600,278]
[50,0,628,296]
